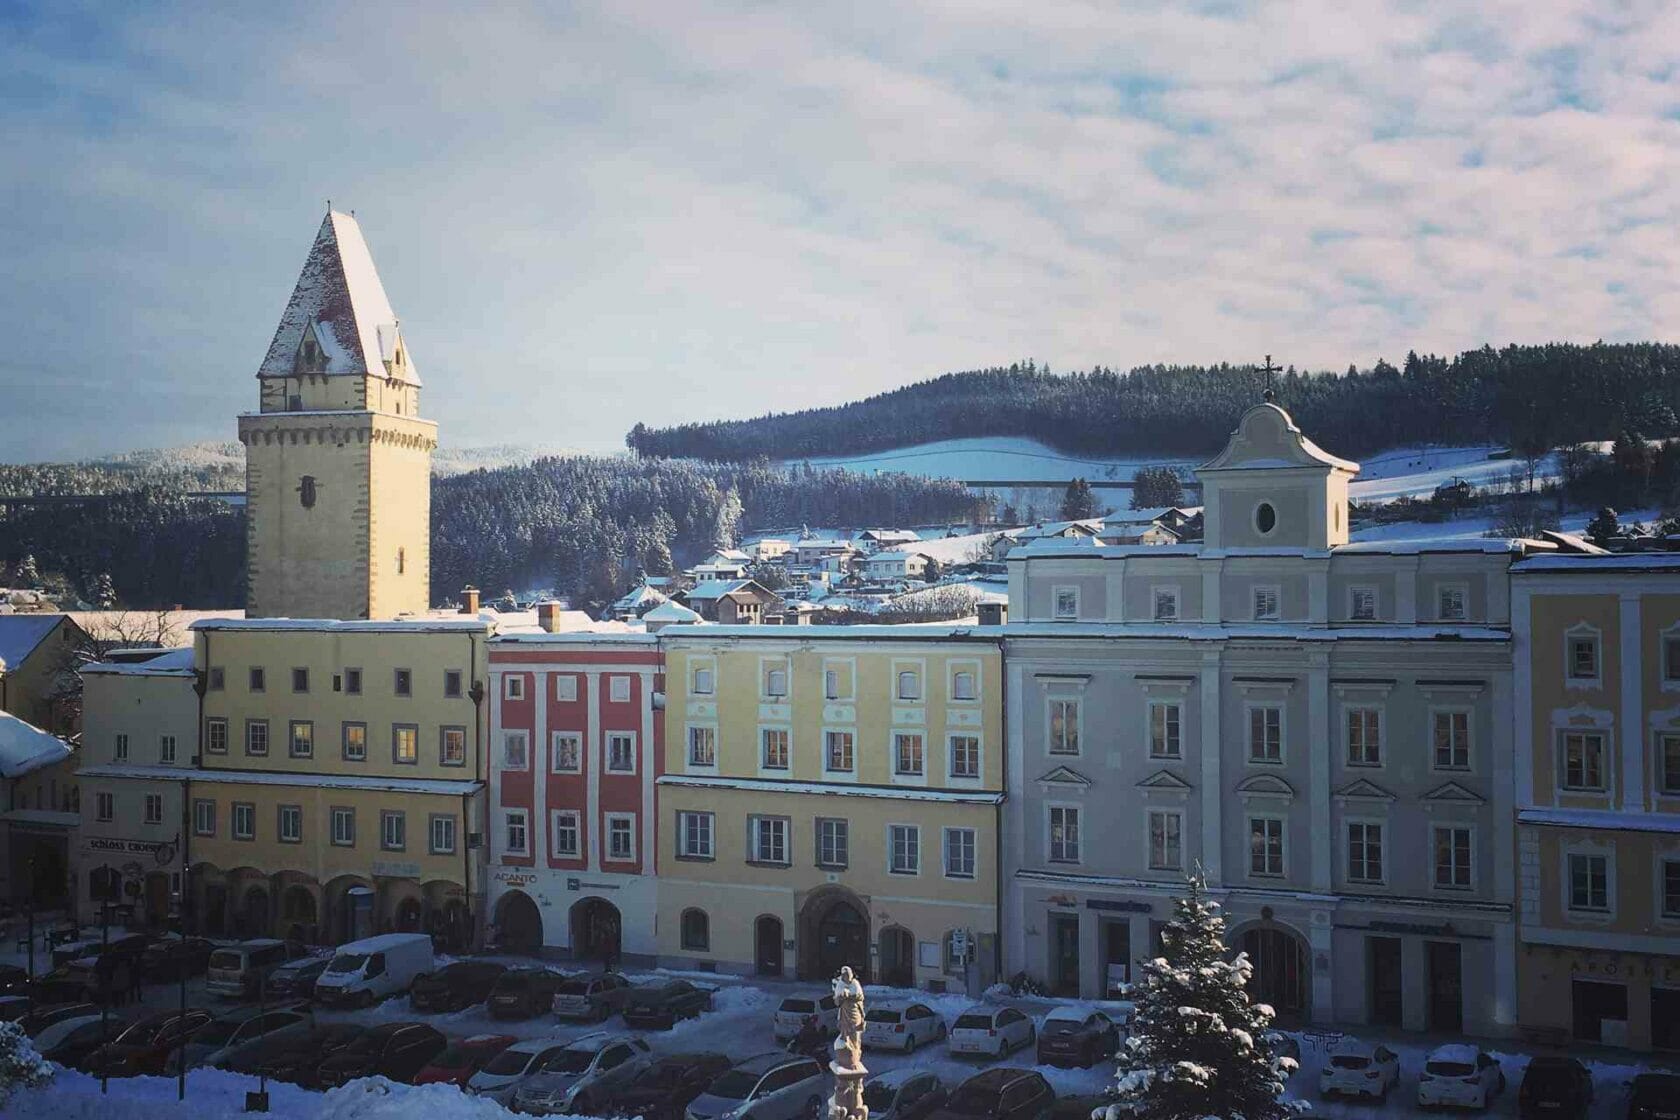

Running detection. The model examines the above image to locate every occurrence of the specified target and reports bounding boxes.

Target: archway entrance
[282,886,318,944]
[496,890,544,953]
[1239,926,1309,1022]
[799,891,869,982]
[26,840,67,905]
[570,897,621,965]
[395,897,423,932]
[144,873,171,927]
[878,926,914,988]
[755,916,784,976]
[241,885,271,937]
[202,883,228,936]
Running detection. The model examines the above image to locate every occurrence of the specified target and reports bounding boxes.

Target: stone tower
[239,211,436,620]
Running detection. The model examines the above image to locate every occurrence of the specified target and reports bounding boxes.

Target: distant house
[679,579,783,625]
[862,549,933,582]
[609,583,669,621]
[687,549,751,582]
[1101,506,1202,545]
[0,614,88,736]
[853,529,921,554]
[788,539,858,573]
[746,539,791,561]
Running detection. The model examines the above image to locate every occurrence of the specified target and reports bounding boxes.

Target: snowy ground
[785,437,1200,484]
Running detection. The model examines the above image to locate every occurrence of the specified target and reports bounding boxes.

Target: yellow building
[1512,555,1680,1052]
[657,628,1003,994]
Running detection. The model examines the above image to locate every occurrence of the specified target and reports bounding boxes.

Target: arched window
[681,908,710,952]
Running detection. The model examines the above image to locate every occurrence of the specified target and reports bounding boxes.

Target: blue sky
[3,0,1680,461]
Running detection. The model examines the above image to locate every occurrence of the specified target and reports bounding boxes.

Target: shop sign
[83,835,178,864]
[1368,920,1452,937]
[566,879,621,891]
[494,870,537,887]
[1086,899,1153,914]
[371,860,422,878]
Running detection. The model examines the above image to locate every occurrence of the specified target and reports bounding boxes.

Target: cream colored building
[657,630,1003,993]
[1512,554,1680,1052]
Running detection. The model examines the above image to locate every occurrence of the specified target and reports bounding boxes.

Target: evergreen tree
[1586,507,1621,547]
[1132,466,1186,509]
[1060,478,1100,520]
[1110,873,1302,1120]
[13,554,40,587]
[0,1019,52,1105]
[94,572,117,609]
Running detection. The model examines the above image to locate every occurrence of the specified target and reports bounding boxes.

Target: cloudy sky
[4,1,1680,461]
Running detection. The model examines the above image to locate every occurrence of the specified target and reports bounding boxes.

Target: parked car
[1035,1007,1121,1068]
[863,1001,948,1053]
[51,932,150,970]
[1628,1074,1680,1120]
[37,1014,134,1071]
[1319,1039,1400,1100]
[488,967,572,1020]
[685,1053,827,1120]
[30,956,132,1005]
[141,936,215,981]
[31,1008,127,1061]
[204,939,307,999]
[315,1022,447,1088]
[166,1006,313,1072]
[511,1032,655,1116]
[18,1000,100,1038]
[1418,1044,1505,1110]
[466,1037,579,1105]
[552,971,638,1022]
[0,995,31,1022]
[263,955,331,1001]
[410,960,508,1013]
[230,1022,366,1085]
[414,1033,518,1087]
[773,994,838,1042]
[949,1006,1035,1059]
[1518,1056,1593,1120]
[928,1069,1055,1120]
[83,1008,216,1077]
[623,978,715,1030]
[864,1069,948,1120]
[0,964,29,994]
[595,1052,733,1120]
[312,932,434,1009]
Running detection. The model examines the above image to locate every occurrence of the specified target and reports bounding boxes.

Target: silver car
[552,972,638,1022]
[512,1033,654,1116]
[686,1053,828,1120]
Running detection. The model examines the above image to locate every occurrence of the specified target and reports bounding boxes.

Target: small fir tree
[1110,873,1303,1120]
[94,572,117,609]
[0,1019,53,1104]
[1060,478,1100,520]
[13,553,41,588]
[1132,466,1186,510]
[1586,507,1621,547]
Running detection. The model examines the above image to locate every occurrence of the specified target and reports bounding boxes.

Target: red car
[413,1033,518,1086]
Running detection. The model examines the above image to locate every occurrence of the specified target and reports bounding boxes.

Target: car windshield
[639,1061,693,1088]
[557,979,592,995]
[343,1033,390,1056]
[1427,1061,1475,1078]
[193,1019,242,1047]
[954,1014,993,1031]
[118,1019,167,1044]
[542,1049,595,1074]
[1041,1019,1081,1036]
[1523,1069,1575,1094]
[1330,1056,1371,1070]
[207,951,243,971]
[865,1010,902,1024]
[706,1070,761,1101]
[946,1086,1000,1115]
[780,999,816,1013]
[327,953,367,974]
[863,1084,898,1111]
[483,1048,538,1076]
[432,1044,481,1068]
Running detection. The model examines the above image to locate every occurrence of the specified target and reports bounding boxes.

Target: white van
[311,933,434,1008]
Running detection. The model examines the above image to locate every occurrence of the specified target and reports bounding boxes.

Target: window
[825,730,855,772]
[502,730,530,770]
[761,728,789,770]
[288,720,313,758]
[392,724,418,764]
[1149,810,1184,871]
[444,670,463,698]
[1053,586,1079,620]
[342,722,367,761]
[750,816,789,865]
[889,824,921,874]
[344,667,362,695]
[1568,853,1609,912]
[430,815,457,855]
[249,667,265,693]
[205,720,227,755]
[1248,706,1282,763]
[555,675,578,702]
[1568,635,1600,681]
[677,811,714,859]
[681,908,710,952]
[1432,825,1472,889]
[609,675,631,703]
[1561,731,1607,791]
[291,667,309,693]
[950,735,981,779]
[1349,586,1377,621]
[551,731,582,772]
[1255,502,1277,534]
[114,733,129,762]
[1667,637,1680,684]
[1049,697,1081,754]
[232,802,256,841]
[1149,702,1182,759]
[159,734,177,763]
[144,794,163,824]
[394,668,413,697]
[1049,805,1081,863]
[505,809,530,855]
[245,719,269,756]
[606,814,635,861]
[1661,733,1680,795]
[894,732,925,776]
[331,807,355,847]
[687,726,716,767]
[953,669,977,701]
[502,674,523,701]
[440,726,466,766]
[95,791,114,822]
[824,668,841,700]
[1433,711,1471,770]
[278,804,302,844]
[1248,817,1283,876]
[192,798,215,837]
[208,667,224,691]
[606,732,636,773]
[381,811,406,851]
[1347,707,1382,766]
[944,827,976,879]
[1437,585,1468,621]
[1253,586,1280,620]
[817,818,849,869]
[552,811,581,858]
[1153,587,1179,621]
[764,666,788,698]
[897,670,921,701]
[692,667,714,695]
[396,547,405,574]
[1347,822,1384,883]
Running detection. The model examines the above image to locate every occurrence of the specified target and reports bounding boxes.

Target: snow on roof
[190,617,488,633]
[1514,553,1680,573]
[0,710,71,778]
[644,600,702,622]
[1426,1044,1482,1064]
[257,211,418,385]
[337,932,432,953]
[1199,402,1359,474]
[682,580,751,602]
[76,764,482,796]
[83,647,196,677]
[1015,519,1104,541]
[0,614,63,671]
[1002,621,1510,643]
[659,774,1002,804]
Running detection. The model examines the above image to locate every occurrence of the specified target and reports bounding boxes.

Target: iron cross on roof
[1259,354,1281,401]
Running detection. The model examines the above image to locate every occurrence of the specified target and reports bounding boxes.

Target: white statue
[828,966,868,1120]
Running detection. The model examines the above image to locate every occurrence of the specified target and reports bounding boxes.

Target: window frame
[1658,731,1680,796]
[893,731,926,777]
[676,810,714,861]
[1346,820,1385,885]
[1432,708,1474,771]
[691,665,715,696]
[1559,729,1608,792]
[288,719,314,759]
[1247,815,1285,878]
[551,730,583,774]
[605,730,638,775]
[248,666,265,693]
[391,722,419,766]
[232,801,256,842]
[95,791,114,822]
[823,728,855,775]
[1348,585,1378,622]
[1431,824,1474,891]
[608,675,631,703]
[159,734,177,764]
[948,733,982,780]
[144,793,164,825]
[555,674,579,702]
[1436,582,1469,622]
[1252,584,1282,621]
[380,809,407,852]
[343,667,363,695]
[680,908,710,952]
[1052,585,1080,621]
[943,826,977,880]
[748,815,791,866]
[686,724,717,770]
[501,673,524,701]
[502,729,531,771]
[951,666,978,702]
[1148,808,1185,872]
[206,720,228,755]
[888,823,921,876]
[1566,632,1601,684]
[604,812,637,862]
[429,814,457,855]
[244,718,269,757]
[277,803,303,844]
[760,727,790,771]
[291,667,309,694]
[192,798,215,837]
[1345,705,1383,767]
[330,806,355,847]
[816,817,849,870]
[394,668,413,697]
[1152,585,1180,622]
[503,808,531,856]
[342,721,368,762]
[440,725,467,767]
[1565,850,1612,915]
[1047,696,1082,756]
[444,669,463,699]
[552,809,582,859]
[1246,703,1284,765]
[1148,700,1182,760]
[1047,803,1081,864]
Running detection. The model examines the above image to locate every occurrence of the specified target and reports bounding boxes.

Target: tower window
[298,476,317,508]
[1255,502,1277,534]
[397,547,406,574]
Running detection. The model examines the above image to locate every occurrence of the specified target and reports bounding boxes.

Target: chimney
[977,601,1008,626]
[537,601,563,633]
[460,586,480,615]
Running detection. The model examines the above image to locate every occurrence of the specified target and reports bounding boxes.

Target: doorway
[1367,936,1403,1026]
[814,899,869,981]
[1650,988,1680,1051]
[1101,919,1130,997]
[202,884,227,936]
[1572,979,1628,1043]
[755,916,785,976]
[1050,913,1080,996]
[570,897,622,964]
[879,927,914,988]
[144,873,171,928]
[495,890,543,952]
[241,886,271,937]
[1241,927,1309,1021]
[1426,941,1463,1031]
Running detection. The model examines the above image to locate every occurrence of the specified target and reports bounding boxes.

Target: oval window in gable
[1255,502,1277,534]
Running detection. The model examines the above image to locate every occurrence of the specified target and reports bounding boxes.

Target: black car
[263,956,330,1001]
[930,1069,1056,1120]
[597,1052,733,1120]
[1519,1056,1593,1120]
[410,960,507,1013]
[864,1070,949,1120]
[234,1022,366,1086]
[1628,1074,1680,1120]
[1035,1009,1122,1069]
[486,967,571,1020]
[38,1014,137,1071]
[0,964,29,995]
[622,979,714,1029]
[18,1001,100,1037]
[315,1022,448,1087]
[141,937,216,981]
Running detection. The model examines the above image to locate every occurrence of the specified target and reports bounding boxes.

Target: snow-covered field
[785,437,1200,483]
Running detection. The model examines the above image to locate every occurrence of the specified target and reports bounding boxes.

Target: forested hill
[625,343,1680,463]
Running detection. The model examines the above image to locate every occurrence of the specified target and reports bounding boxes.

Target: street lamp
[170,886,187,1102]
[98,863,111,1096]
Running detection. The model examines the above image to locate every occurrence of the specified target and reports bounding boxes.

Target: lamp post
[98,864,111,1096]
[171,886,187,1102]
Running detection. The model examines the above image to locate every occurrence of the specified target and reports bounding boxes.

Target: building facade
[1511,554,1680,1052]
[656,629,1003,994]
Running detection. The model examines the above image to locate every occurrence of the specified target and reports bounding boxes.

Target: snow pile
[0,1020,52,1106]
